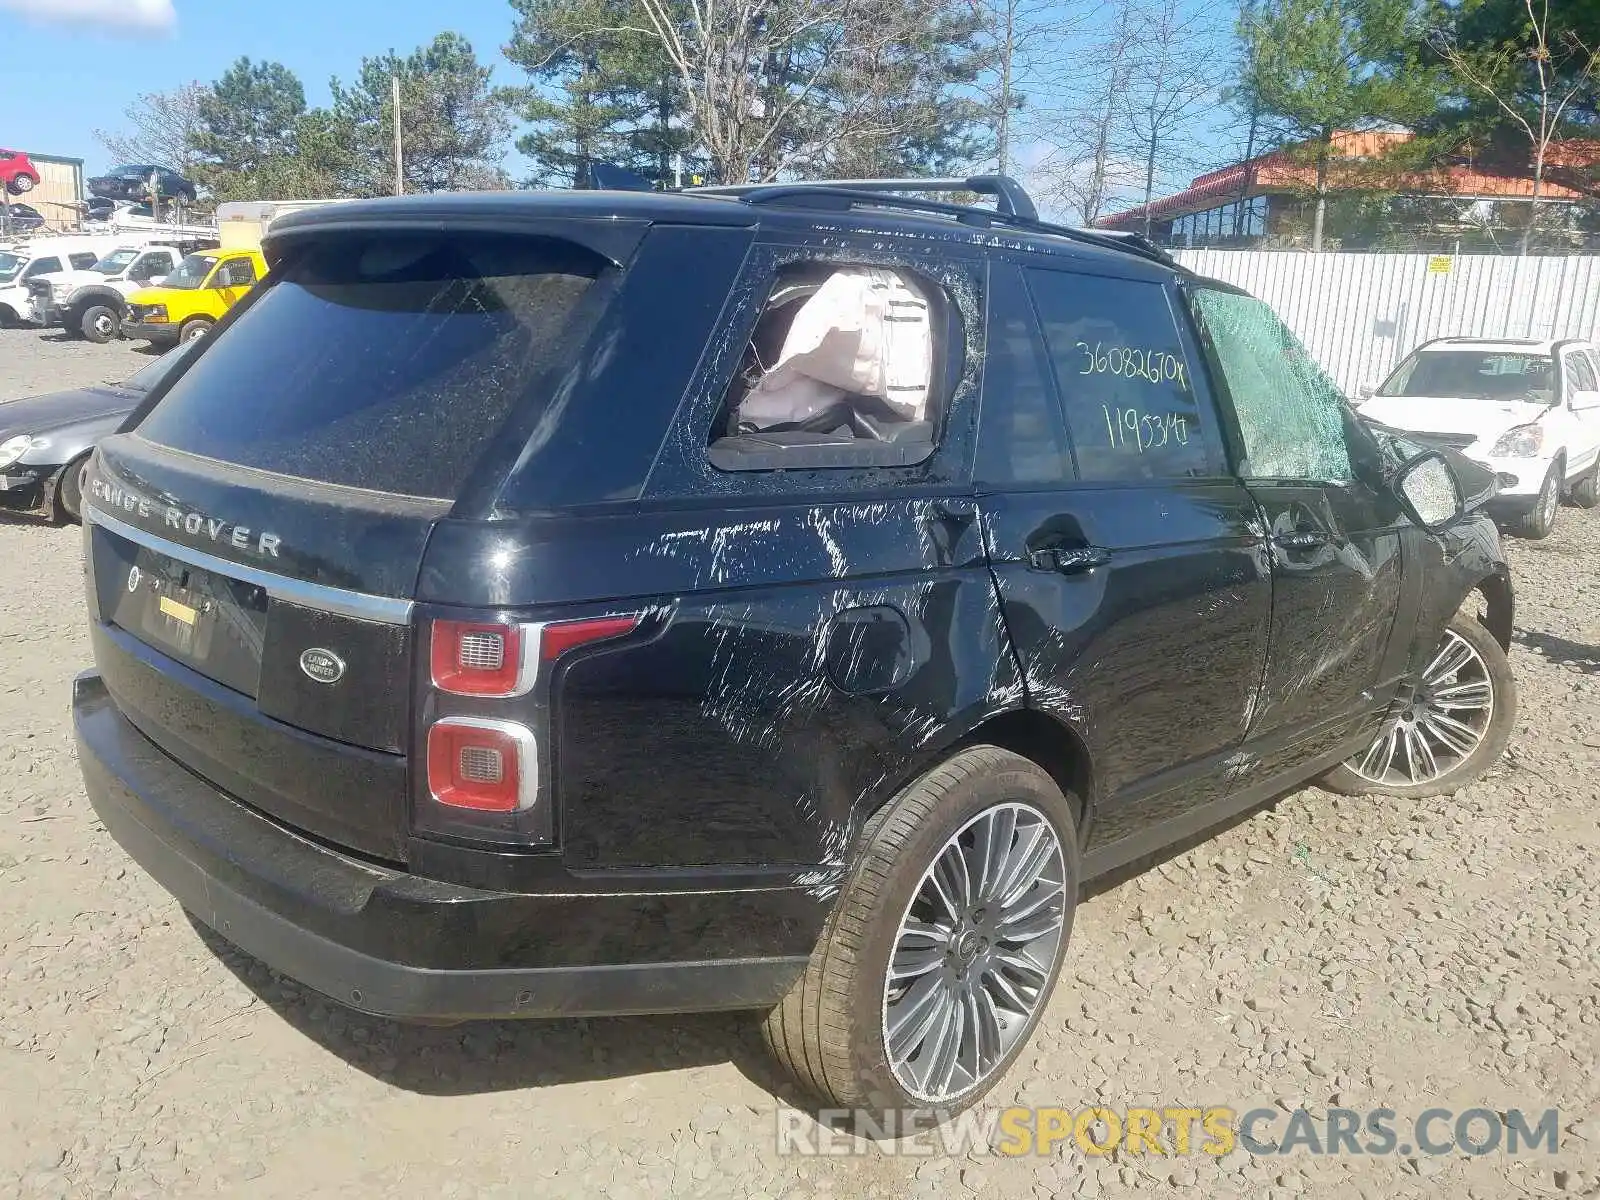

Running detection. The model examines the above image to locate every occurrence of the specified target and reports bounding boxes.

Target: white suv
[1357,337,1600,539]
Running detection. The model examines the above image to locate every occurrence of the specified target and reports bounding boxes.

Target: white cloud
[0,0,176,34]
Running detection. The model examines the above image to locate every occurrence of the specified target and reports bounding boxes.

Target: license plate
[139,579,215,660]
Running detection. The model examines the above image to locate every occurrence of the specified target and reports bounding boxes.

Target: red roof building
[1096,130,1600,250]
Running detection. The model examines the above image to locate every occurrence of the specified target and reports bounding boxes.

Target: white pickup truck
[0,235,125,327]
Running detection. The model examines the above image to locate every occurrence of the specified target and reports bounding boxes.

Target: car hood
[1357,396,1549,441]
[0,384,140,437]
[33,269,108,291]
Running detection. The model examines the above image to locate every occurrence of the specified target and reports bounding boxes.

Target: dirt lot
[1,327,1597,1199]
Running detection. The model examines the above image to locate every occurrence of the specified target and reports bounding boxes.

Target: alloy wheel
[882,802,1067,1104]
[1541,471,1559,527]
[1346,630,1494,787]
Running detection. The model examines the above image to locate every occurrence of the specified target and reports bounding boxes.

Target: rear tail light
[419,612,644,845]
[427,717,536,812]
[430,615,642,697]
[431,621,530,697]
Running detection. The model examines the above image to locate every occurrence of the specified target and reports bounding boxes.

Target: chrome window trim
[84,502,413,626]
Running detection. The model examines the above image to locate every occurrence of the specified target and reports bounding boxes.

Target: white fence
[1173,250,1600,395]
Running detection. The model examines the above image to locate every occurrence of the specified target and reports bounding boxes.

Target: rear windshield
[136,234,605,499]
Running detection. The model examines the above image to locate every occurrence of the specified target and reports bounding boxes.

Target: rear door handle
[1028,546,1111,574]
[1274,530,1329,551]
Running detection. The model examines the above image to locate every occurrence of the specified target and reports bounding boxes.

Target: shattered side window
[1189,288,1353,482]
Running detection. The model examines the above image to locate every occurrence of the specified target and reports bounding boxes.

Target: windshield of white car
[93,249,140,275]
[1379,351,1557,405]
[0,252,22,283]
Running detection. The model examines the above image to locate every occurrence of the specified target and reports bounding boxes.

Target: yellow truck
[123,200,343,346]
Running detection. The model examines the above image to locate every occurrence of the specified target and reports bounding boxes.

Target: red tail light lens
[431,621,528,697]
[539,615,642,661]
[431,615,642,696]
[427,718,536,812]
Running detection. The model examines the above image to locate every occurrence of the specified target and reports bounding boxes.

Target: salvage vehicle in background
[0,339,201,522]
[125,247,266,346]
[1357,337,1600,539]
[0,234,126,327]
[73,178,1518,1120]
[0,202,47,233]
[88,164,199,205]
[27,238,217,342]
[0,149,40,195]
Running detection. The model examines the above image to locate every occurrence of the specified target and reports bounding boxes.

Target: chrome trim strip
[84,503,414,626]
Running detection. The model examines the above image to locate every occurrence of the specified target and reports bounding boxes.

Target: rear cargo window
[136,234,604,500]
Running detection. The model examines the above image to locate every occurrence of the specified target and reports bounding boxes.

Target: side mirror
[1394,450,1465,533]
[149,276,167,286]
[1571,389,1600,411]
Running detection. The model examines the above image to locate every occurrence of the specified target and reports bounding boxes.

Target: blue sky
[0,0,524,173]
[0,0,1234,217]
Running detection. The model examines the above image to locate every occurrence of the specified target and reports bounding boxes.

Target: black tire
[1571,459,1600,509]
[0,304,17,329]
[56,454,90,525]
[179,317,213,344]
[1509,463,1561,539]
[1321,611,1516,799]
[7,173,36,196]
[79,303,120,344]
[763,746,1079,1118]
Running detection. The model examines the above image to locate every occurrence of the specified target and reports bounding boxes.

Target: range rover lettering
[74,178,1516,1117]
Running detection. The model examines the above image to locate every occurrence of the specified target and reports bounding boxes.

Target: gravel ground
[1,326,1597,1199]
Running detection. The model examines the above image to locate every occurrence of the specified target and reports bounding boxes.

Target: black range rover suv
[74,177,1516,1116]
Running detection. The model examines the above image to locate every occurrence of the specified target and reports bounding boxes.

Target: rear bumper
[74,671,820,1020]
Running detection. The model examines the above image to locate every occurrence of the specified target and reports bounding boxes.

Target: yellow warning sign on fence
[1428,255,1452,274]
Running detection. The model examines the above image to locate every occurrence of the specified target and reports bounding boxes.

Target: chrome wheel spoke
[1424,712,1482,756]
[1431,680,1491,710]
[883,802,1067,1104]
[917,987,964,1097]
[997,892,1065,941]
[981,963,1035,1016]
[1358,722,1402,780]
[1404,722,1438,781]
[887,973,946,1061]
[994,824,1054,907]
[891,922,951,982]
[1348,630,1492,786]
[1425,635,1474,684]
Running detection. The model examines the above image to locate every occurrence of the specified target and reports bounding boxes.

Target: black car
[0,340,202,521]
[0,201,45,232]
[88,164,198,204]
[73,178,1516,1117]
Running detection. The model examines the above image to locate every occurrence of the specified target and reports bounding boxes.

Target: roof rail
[689,177,1177,268]
[691,175,1040,220]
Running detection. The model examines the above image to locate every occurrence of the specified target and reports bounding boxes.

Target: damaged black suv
[74,177,1515,1115]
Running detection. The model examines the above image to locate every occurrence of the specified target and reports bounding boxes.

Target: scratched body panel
[548,499,1005,871]
[1229,480,1406,786]
[981,482,1272,851]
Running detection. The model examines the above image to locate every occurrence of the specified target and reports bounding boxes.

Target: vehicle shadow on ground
[186,913,816,1106]
[184,802,1292,1112]
[1513,626,1600,674]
